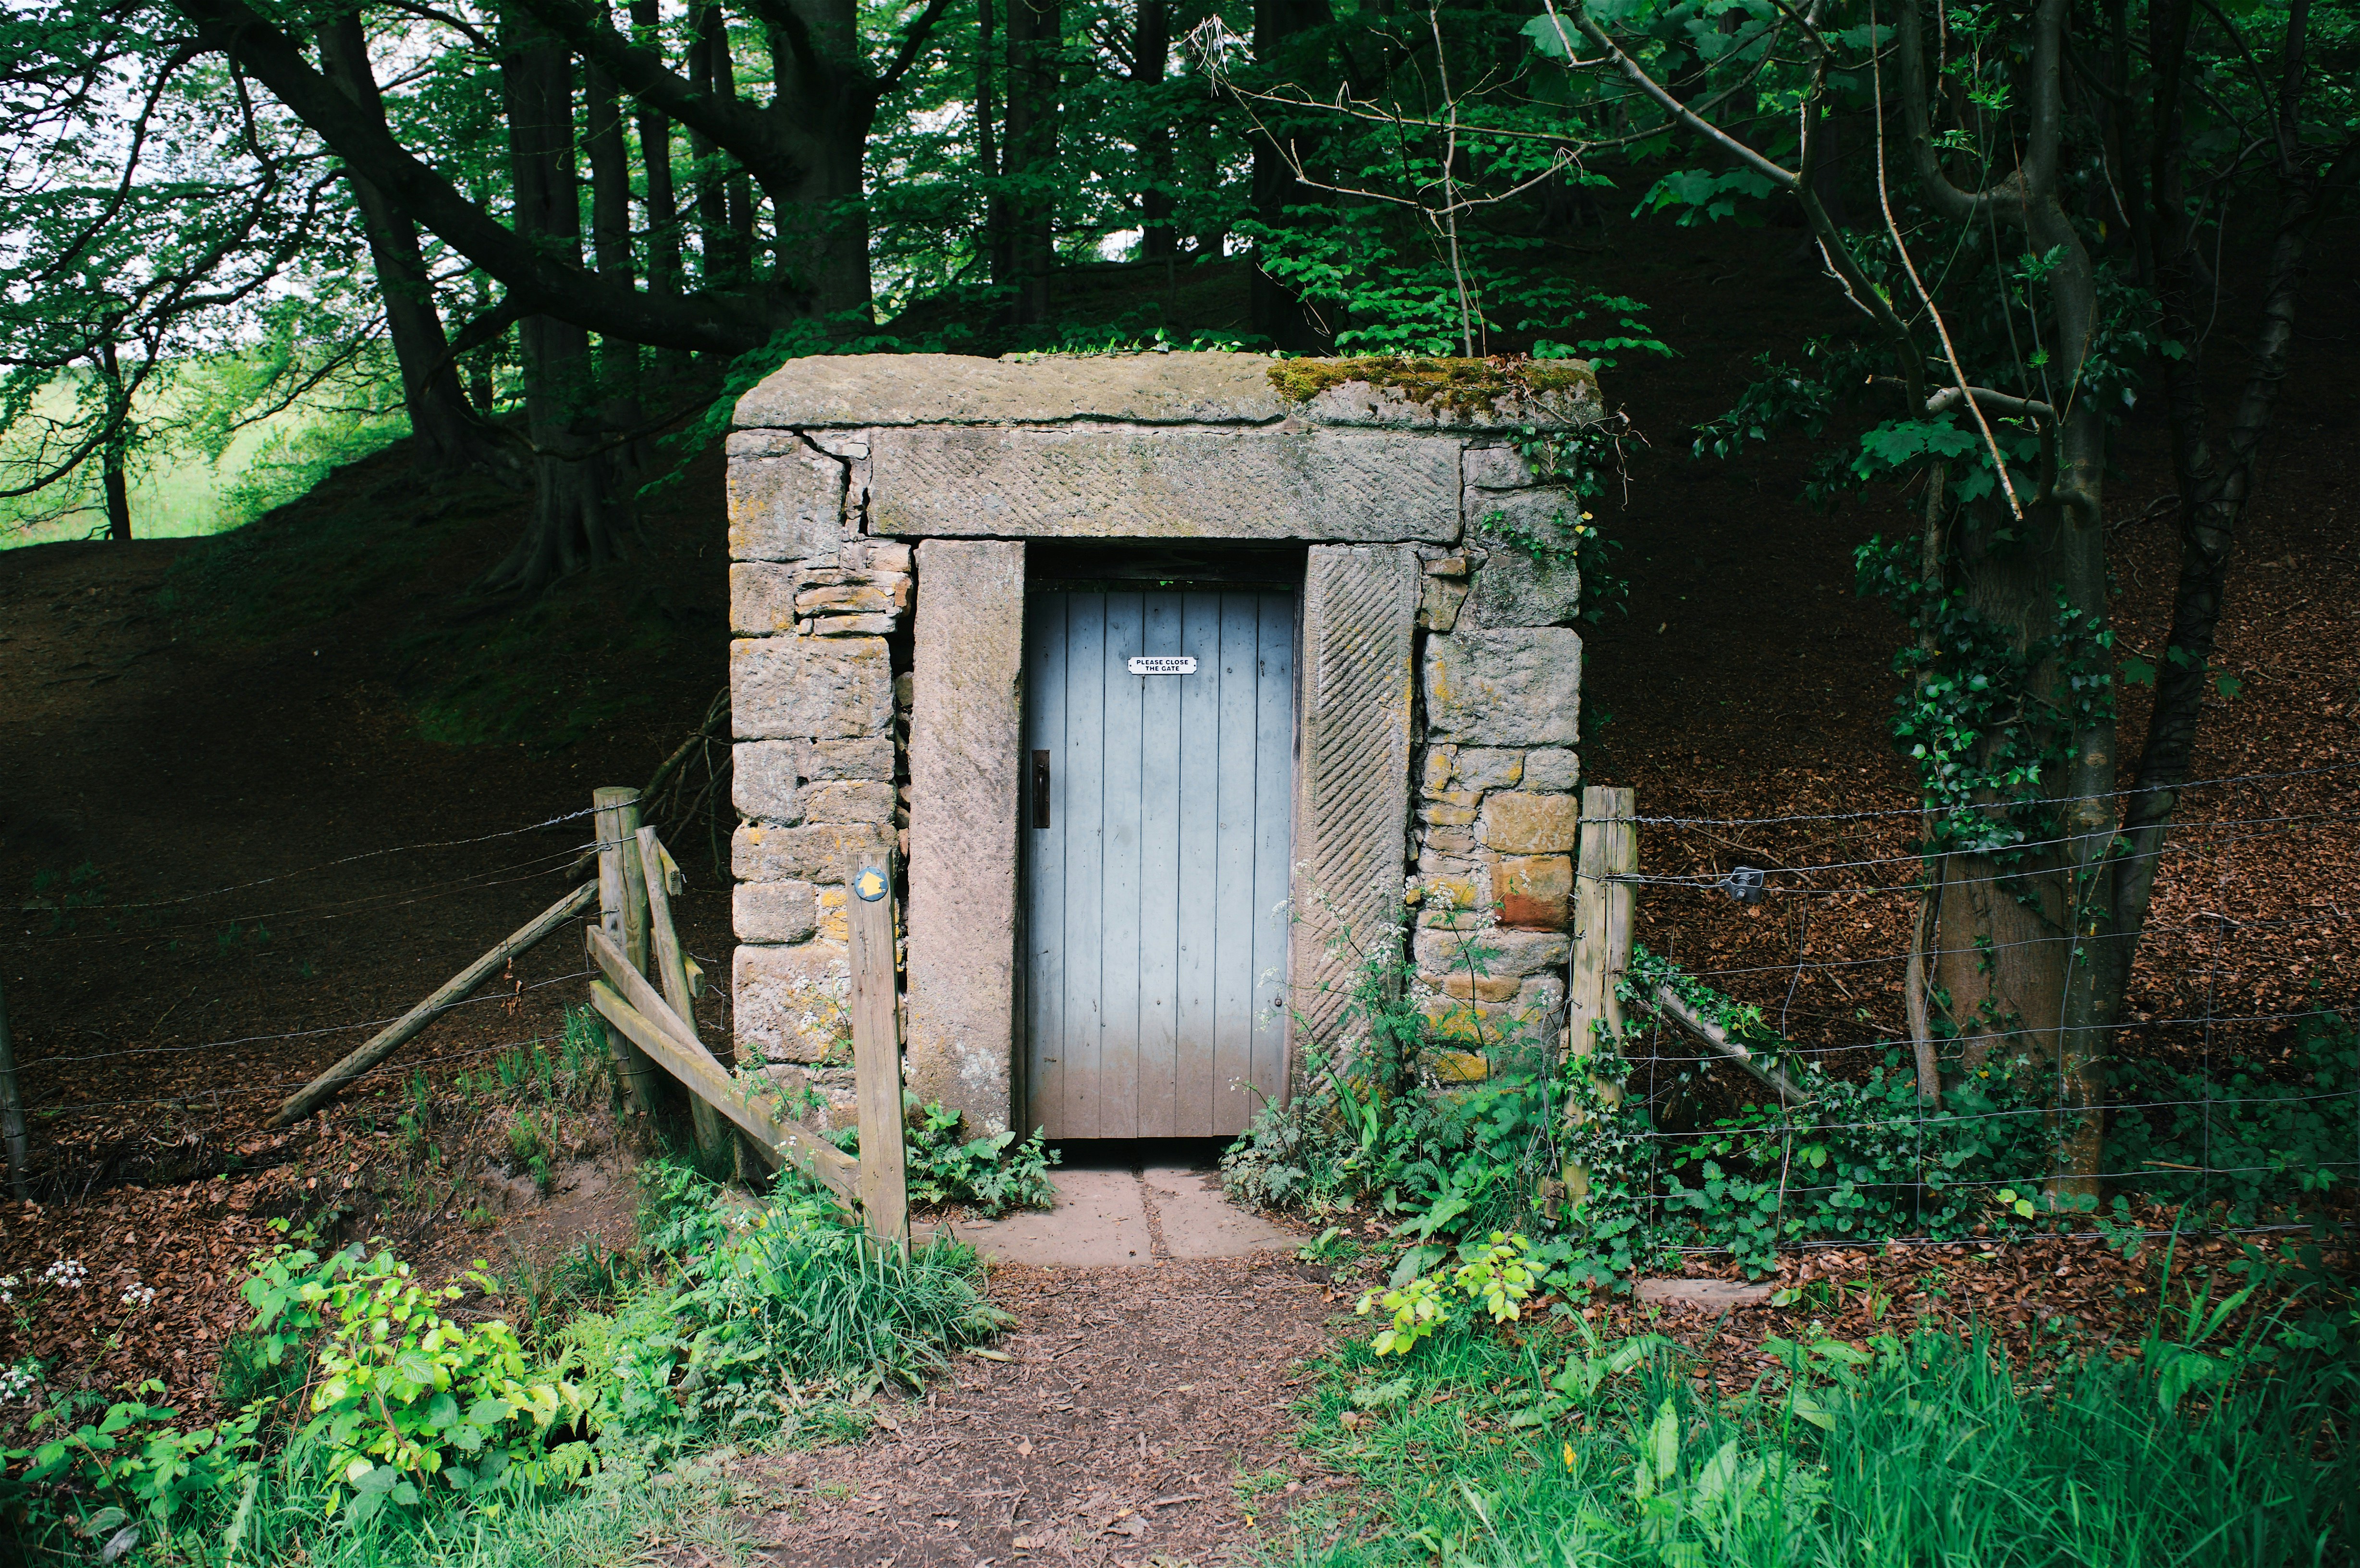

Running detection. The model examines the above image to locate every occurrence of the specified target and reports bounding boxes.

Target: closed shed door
[1023,590,1295,1138]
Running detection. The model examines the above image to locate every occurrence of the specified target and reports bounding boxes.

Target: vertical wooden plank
[848,852,909,1253]
[1098,590,1145,1139]
[1246,591,1297,1124]
[1172,592,1225,1135]
[1565,785,1636,1199]
[1135,591,1184,1137]
[1023,594,1068,1138]
[593,787,659,1115]
[1061,593,1108,1139]
[1210,593,1261,1135]
[638,826,725,1161]
[1601,799,1637,1049]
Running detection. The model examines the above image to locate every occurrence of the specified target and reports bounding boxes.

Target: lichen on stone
[1266,355,1597,412]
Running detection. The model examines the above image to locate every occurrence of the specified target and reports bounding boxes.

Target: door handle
[1032,749,1051,829]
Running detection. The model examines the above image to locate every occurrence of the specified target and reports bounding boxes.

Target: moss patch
[1266,355,1596,412]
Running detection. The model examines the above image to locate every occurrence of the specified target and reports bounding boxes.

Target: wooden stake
[594,786,660,1115]
[1565,784,1636,1200]
[637,826,726,1161]
[270,882,597,1127]
[847,855,909,1254]
[0,972,27,1199]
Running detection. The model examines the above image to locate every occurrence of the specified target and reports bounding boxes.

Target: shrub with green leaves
[1,1390,267,1563]
[898,1102,1061,1217]
[292,1250,591,1524]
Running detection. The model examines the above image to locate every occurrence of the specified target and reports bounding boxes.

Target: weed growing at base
[1278,1272,2358,1567]
[1223,898,2360,1281]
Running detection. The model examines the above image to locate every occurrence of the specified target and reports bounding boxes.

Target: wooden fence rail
[271,785,910,1251]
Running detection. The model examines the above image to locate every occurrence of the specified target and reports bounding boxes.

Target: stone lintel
[865,426,1462,543]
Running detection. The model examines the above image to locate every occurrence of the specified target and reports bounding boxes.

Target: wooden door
[1022,590,1295,1138]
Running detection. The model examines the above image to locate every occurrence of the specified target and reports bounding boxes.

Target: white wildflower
[120,1282,157,1311]
[41,1259,86,1290]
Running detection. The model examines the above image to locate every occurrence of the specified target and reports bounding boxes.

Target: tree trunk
[1248,0,1330,350]
[480,30,630,595]
[762,0,876,328]
[703,5,759,281]
[688,5,739,290]
[979,0,1005,283]
[95,339,133,541]
[2088,5,2356,1035]
[1135,0,1175,261]
[627,0,684,300]
[585,51,641,402]
[318,8,520,484]
[1003,0,1061,325]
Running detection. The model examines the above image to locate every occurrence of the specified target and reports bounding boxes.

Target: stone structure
[726,352,1603,1136]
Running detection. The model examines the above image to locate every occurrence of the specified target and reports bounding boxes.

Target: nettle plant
[1223,885,1578,1247]
[243,1241,591,1524]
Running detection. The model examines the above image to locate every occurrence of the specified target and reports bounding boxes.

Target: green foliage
[1222,900,1570,1244]
[1,1391,267,1561]
[1474,419,1637,625]
[3,1156,1011,1562]
[1249,208,1667,365]
[562,1163,1008,1458]
[251,1245,591,1525]
[895,1102,1060,1217]
[2106,1016,2360,1223]
[1232,915,2355,1286]
[1355,1232,1546,1355]
[20,862,107,935]
[457,1012,611,1113]
[1286,1304,2359,1568]
[1600,952,2358,1277]
[1855,541,2118,853]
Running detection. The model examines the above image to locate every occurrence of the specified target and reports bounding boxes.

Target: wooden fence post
[1565,784,1636,1200]
[847,855,909,1254]
[594,787,660,1115]
[638,826,727,1163]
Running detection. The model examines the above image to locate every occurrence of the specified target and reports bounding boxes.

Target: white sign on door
[1127,655,1198,675]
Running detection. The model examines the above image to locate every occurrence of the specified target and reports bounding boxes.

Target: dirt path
[705,1253,1348,1568]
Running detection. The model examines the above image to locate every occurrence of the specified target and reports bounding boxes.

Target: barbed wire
[1622,760,2360,829]
[86,803,607,912]
[14,962,597,1067]
[1593,1086,2360,1144]
[1660,905,2354,985]
[10,847,594,946]
[1664,1221,2322,1257]
[10,1023,632,1120]
[1605,808,2360,894]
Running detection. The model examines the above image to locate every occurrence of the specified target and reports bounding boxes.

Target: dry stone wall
[727,352,1603,1130]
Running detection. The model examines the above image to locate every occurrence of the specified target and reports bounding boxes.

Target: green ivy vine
[1854,540,2118,855]
[1473,417,1637,625]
